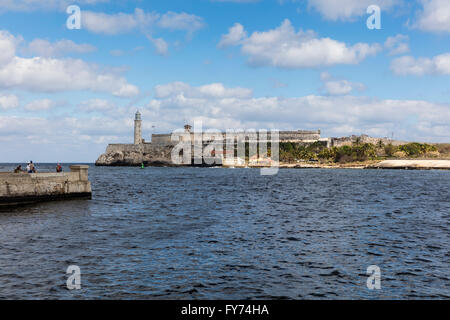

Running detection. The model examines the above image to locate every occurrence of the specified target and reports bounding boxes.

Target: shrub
[318,148,336,161]
[334,146,353,162]
[384,143,397,157]
[376,139,385,149]
[398,143,437,157]
[393,151,407,158]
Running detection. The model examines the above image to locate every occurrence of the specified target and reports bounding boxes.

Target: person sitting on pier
[27,161,36,173]
[56,163,63,173]
[14,165,22,173]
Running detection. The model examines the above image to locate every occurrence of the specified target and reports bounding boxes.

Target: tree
[376,139,384,149]
[384,143,397,157]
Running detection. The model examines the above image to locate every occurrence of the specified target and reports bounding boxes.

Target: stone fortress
[96,111,176,167]
[96,111,329,166]
[95,111,403,166]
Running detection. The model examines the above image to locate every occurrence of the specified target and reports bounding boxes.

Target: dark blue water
[0,164,449,299]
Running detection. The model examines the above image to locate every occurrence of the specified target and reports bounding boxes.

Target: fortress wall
[106,144,143,153]
[0,165,92,206]
[150,130,322,146]
[279,131,321,141]
[143,143,175,153]
[151,134,172,145]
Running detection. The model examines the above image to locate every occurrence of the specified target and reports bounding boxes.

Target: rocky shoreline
[96,156,450,170]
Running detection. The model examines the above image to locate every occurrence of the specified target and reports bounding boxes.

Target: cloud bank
[219,20,381,69]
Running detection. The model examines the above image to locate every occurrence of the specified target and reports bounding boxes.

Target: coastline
[276,159,450,170]
[94,159,450,170]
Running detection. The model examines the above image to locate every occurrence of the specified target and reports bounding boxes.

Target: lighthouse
[134,110,142,145]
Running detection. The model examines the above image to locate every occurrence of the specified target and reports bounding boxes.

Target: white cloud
[21,39,96,58]
[81,8,205,55]
[111,83,140,98]
[0,94,19,110]
[78,99,116,113]
[391,54,450,76]
[0,30,18,66]
[109,46,144,57]
[147,36,169,56]
[219,19,381,69]
[82,8,205,36]
[0,30,139,97]
[218,23,247,48]
[0,0,109,12]
[82,8,157,35]
[307,0,401,21]
[157,11,205,35]
[154,82,253,99]
[24,98,56,111]
[415,0,450,33]
[0,56,139,97]
[320,72,365,95]
[384,34,409,56]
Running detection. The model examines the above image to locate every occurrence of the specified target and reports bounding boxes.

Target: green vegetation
[384,143,397,157]
[279,141,440,164]
[398,143,437,157]
[279,142,322,163]
[383,142,438,157]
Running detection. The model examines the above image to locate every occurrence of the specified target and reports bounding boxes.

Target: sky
[0,0,449,162]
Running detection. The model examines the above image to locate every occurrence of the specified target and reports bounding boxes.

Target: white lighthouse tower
[134,110,142,145]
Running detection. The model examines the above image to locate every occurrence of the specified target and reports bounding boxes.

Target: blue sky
[0,0,449,162]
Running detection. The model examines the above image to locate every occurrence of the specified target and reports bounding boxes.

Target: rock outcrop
[95,144,176,167]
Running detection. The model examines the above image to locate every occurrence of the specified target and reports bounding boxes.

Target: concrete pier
[0,165,92,206]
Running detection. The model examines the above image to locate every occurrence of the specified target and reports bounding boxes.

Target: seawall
[0,165,92,206]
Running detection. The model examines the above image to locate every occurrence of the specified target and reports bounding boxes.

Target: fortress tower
[134,110,142,145]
